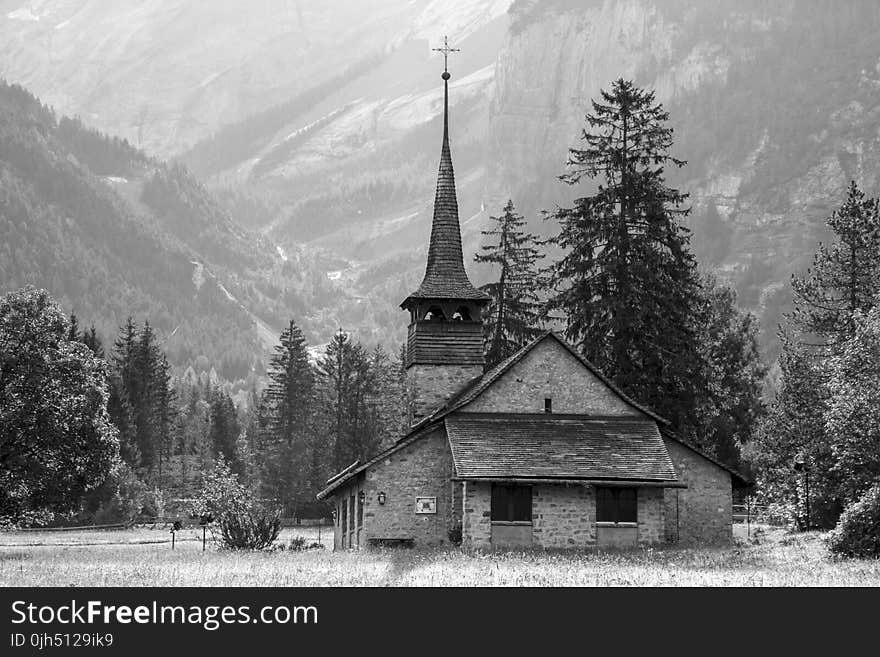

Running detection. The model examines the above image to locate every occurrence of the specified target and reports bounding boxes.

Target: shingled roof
[446,413,679,483]
[402,73,489,304]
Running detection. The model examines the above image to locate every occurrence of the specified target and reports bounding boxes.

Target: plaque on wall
[415,497,437,514]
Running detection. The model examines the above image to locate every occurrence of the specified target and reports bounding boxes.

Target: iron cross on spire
[432,35,460,77]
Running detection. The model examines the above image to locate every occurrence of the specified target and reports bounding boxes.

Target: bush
[218,505,282,551]
[192,458,249,521]
[90,464,147,525]
[827,484,880,558]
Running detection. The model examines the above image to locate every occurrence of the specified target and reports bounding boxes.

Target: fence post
[746,496,751,538]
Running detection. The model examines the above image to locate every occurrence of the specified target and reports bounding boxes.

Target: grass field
[1,525,878,586]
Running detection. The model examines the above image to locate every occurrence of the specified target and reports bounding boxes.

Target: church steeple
[400,37,490,425]
[403,37,489,305]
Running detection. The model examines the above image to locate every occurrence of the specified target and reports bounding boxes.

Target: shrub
[288,535,308,551]
[447,523,463,546]
[90,464,147,525]
[218,505,282,551]
[192,458,249,521]
[827,484,880,558]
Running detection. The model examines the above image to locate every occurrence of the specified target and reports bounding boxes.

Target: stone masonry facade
[463,338,641,416]
[358,427,455,547]
[662,437,733,544]
[461,481,665,550]
[532,484,596,548]
[407,363,482,424]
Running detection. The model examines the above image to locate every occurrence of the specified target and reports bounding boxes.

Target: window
[544,397,552,413]
[452,306,472,321]
[596,487,637,523]
[491,484,532,522]
[424,306,446,321]
[357,492,364,527]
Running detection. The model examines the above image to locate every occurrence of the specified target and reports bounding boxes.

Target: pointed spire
[403,41,489,304]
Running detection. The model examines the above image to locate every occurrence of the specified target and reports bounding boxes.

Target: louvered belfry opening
[400,64,490,424]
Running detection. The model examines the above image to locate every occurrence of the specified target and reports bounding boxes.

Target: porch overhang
[452,477,687,489]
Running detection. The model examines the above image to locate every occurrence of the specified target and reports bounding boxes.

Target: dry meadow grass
[1,525,878,586]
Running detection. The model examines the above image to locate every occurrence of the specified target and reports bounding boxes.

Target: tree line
[3,77,879,549]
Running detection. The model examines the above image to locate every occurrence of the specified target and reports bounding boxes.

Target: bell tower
[400,37,490,425]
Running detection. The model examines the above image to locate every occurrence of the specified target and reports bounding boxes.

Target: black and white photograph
[2,1,880,632]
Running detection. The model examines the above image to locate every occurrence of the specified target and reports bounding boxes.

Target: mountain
[488,0,880,361]
[0,79,334,380]
[5,0,880,367]
[0,0,432,157]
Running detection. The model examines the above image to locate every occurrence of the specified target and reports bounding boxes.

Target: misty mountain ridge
[4,0,880,374]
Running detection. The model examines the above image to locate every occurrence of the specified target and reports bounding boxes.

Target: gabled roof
[316,423,444,500]
[319,331,674,499]
[405,331,669,438]
[447,413,678,483]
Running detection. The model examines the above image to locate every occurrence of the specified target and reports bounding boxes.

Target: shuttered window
[596,487,637,523]
[491,484,532,522]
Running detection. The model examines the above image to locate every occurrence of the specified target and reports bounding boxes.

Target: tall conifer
[544,78,704,433]
[475,200,544,368]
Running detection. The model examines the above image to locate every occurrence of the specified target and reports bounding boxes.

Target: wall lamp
[358,490,366,504]
[377,491,386,505]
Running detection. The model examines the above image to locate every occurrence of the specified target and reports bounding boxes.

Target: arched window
[452,306,472,321]
[424,306,446,321]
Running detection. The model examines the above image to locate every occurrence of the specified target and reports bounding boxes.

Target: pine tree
[751,184,880,528]
[692,276,766,464]
[152,353,177,487]
[826,306,880,503]
[208,388,240,469]
[790,180,880,352]
[67,313,80,342]
[112,317,137,399]
[475,200,544,368]
[544,78,704,434]
[133,321,160,475]
[82,325,104,358]
[262,319,315,516]
[747,330,844,529]
[321,329,352,472]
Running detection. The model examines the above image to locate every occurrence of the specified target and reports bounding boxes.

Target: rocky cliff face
[487,0,880,357]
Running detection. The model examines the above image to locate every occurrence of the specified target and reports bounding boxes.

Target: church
[317,54,749,551]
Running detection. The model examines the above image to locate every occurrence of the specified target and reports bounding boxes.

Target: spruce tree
[262,319,314,515]
[208,388,240,470]
[320,329,352,472]
[790,180,880,352]
[692,276,766,464]
[544,78,704,433]
[153,353,177,487]
[133,321,160,474]
[475,200,544,368]
[82,325,104,358]
[826,306,880,502]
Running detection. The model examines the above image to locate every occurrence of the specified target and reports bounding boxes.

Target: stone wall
[663,437,733,545]
[636,487,665,545]
[358,427,455,548]
[332,478,364,550]
[461,481,667,549]
[532,484,595,548]
[406,363,483,424]
[462,481,491,549]
[463,337,642,416]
